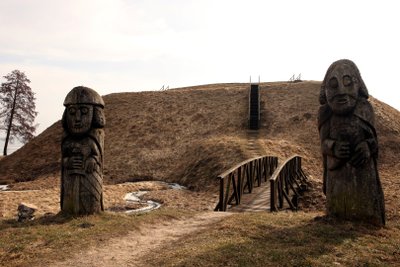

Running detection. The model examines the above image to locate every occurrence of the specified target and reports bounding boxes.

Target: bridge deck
[229,182,271,212]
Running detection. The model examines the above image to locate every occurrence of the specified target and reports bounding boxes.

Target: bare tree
[0,70,38,155]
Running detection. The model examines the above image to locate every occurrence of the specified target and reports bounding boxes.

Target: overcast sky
[0,0,399,153]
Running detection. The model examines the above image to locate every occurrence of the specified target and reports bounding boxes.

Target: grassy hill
[0,81,399,199]
[1,81,400,266]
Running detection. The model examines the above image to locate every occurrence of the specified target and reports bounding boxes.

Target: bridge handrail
[215,155,278,211]
[217,155,264,179]
[270,155,308,211]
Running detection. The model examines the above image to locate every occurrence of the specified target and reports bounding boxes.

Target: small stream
[0,185,9,191]
[123,191,162,214]
[121,182,187,215]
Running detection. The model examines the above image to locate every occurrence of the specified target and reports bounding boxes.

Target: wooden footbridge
[214,155,309,212]
[215,84,309,212]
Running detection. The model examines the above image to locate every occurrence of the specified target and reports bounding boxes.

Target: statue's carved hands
[85,157,99,173]
[333,141,351,159]
[350,141,370,167]
[68,155,83,170]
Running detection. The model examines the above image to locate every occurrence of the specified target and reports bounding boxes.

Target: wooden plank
[217,155,267,179]
[257,158,262,187]
[228,174,239,205]
[237,167,242,203]
[278,175,284,209]
[215,178,224,211]
[283,190,296,210]
[223,173,232,211]
[270,179,277,211]
[249,161,253,193]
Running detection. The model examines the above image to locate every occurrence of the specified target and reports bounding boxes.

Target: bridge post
[248,161,253,193]
[237,167,242,204]
[270,179,277,211]
[218,178,224,211]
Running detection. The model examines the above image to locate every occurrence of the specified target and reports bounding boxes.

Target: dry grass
[143,212,400,266]
[0,82,398,196]
[2,210,399,266]
[0,181,217,218]
[0,208,193,267]
[0,83,251,189]
[0,81,399,266]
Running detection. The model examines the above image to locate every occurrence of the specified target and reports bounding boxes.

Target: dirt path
[52,211,232,267]
[245,130,264,157]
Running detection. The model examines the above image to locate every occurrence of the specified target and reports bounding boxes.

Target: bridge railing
[270,155,308,211]
[215,155,278,211]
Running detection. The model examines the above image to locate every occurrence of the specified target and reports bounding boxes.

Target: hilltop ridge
[0,81,399,205]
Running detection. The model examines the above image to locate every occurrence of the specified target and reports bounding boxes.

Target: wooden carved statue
[61,86,105,215]
[318,59,385,225]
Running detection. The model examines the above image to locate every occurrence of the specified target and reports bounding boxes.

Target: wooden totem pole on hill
[318,59,385,226]
[61,86,105,215]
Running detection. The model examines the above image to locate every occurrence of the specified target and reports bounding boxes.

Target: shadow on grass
[151,215,383,267]
[0,212,74,230]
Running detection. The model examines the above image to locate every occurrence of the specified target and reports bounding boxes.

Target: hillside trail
[51,211,232,267]
[245,129,264,157]
[228,129,271,212]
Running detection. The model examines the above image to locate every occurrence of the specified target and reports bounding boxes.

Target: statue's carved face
[65,104,93,135]
[325,64,359,114]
